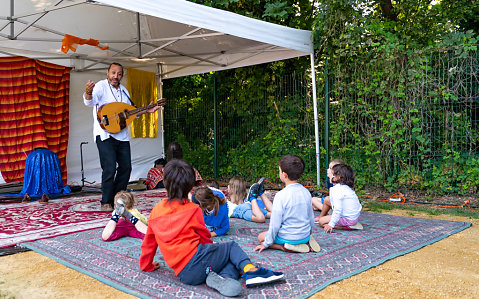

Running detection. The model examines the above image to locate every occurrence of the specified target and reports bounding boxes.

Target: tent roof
[0,0,313,78]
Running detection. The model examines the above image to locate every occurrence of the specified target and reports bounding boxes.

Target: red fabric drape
[0,57,71,183]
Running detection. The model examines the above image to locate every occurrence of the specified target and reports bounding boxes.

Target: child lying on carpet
[317,163,363,232]
[101,191,148,241]
[139,159,284,297]
[193,186,230,237]
[228,176,274,223]
[255,154,321,254]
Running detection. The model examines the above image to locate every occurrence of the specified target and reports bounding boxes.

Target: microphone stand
[80,142,97,190]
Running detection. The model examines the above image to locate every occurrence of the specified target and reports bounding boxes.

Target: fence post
[213,75,218,179]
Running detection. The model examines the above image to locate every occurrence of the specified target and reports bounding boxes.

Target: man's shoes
[101,204,113,211]
[114,199,125,216]
[244,267,284,287]
[308,236,321,252]
[283,243,310,253]
[22,193,32,203]
[246,177,265,202]
[39,194,49,204]
[206,270,243,297]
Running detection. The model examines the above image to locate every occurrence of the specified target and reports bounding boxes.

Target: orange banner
[61,34,109,54]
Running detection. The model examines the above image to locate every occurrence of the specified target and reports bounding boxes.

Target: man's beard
[108,77,120,87]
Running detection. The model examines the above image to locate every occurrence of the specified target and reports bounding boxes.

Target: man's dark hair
[108,62,124,71]
[154,158,167,167]
[166,141,183,162]
[163,159,195,202]
[331,164,355,188]
[278,154,305,181]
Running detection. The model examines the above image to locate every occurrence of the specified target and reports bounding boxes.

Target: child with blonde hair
[227,176,247,205]
[194,186,230,237]
[317,163,363,232]
[101,190,148,241]
[228,176,273,223]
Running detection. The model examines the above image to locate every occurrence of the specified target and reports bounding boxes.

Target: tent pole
[213,75,218,179]
[310,53,321,187]
[136,12,142,58]
[9,0,13,38]
[157,63,165,156]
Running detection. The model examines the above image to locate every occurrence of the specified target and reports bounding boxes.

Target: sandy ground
[0,210,477,299]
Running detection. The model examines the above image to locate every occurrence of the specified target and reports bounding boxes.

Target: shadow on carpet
[21,212,470,298]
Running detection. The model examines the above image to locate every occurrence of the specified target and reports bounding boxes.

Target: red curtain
[0,57,71,183]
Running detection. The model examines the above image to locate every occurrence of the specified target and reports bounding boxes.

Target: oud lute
[97,98,166,133]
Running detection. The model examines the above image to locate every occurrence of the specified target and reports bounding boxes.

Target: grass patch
[363,200,479,219]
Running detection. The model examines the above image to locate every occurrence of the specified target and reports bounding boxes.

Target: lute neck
[127,99,165,116]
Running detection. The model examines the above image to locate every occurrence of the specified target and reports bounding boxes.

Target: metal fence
[328,48,479,193]
[164,71,319,183]
[164,48,479,193]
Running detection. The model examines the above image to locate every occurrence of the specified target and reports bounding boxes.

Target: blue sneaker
[257,177,265,195]
[246,177,265,202]
[244,267,284,287]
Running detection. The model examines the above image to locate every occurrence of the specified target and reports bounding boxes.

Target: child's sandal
[283,243,310,253]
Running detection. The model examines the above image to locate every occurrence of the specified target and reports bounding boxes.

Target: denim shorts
[231,200,267,221]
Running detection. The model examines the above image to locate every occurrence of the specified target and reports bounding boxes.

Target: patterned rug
[22,212,470,298]
[0,190,166,248]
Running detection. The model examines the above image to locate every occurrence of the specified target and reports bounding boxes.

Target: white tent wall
[67,71,164,186]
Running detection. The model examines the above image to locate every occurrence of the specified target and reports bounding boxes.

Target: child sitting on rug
[254,154,320,254]
[312,159,344,222]
[317,163,363,232]
[101,191,148,241]
[193,186,230,237]
[228,176,273,223]
[139,159,284,297]
[145,158,167,190]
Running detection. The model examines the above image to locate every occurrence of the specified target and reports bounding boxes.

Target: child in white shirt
[317,163,363,232]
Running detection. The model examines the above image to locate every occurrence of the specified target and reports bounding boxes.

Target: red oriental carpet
[0,190,166,248]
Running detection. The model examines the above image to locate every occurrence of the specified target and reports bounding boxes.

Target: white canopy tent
[0,0,320,186]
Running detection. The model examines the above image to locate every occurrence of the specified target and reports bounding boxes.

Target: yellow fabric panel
[126,68,158,138]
